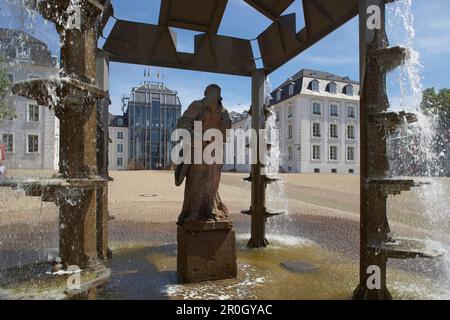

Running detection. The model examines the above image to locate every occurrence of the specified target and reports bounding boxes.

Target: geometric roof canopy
[103,0,362,76]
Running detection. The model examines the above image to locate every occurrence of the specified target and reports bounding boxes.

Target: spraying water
[262,78,291,235]
[386,0,450,292]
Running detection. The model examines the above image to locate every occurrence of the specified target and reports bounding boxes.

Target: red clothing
[0,144,6,161]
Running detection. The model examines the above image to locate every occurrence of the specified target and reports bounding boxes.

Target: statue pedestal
[177,220,237,284]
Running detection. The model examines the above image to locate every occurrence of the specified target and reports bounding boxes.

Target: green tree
[421,87,450,176]
[421,87,450,125]
[0,58,15,120]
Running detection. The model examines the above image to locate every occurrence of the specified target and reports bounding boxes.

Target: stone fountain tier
[5,0,112,299]
[367,178,429,196]
[368,111,418,132]
[371,46,408,72]
[364,177,440,260]
[241,208,285,219]
[0,262,110,300]
[0,177,108,202]
[12,78,106,109]
[243,174,282,184]
[368,238,444,260]
[242,173,286,220]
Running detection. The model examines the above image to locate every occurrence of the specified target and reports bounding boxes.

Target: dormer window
[16,45,30,61]
[118,118,123,126]
[276,90,281,101]
[327,82,337,94]
[310,80,320,92]
[288,84,294,96]
[344,85,354,96]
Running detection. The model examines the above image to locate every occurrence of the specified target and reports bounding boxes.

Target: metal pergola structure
[103,0,360,76]
[7,0,442,299]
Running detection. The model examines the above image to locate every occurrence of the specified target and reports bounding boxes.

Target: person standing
[0,138,6,179]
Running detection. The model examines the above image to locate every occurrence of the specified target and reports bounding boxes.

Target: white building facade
[224,111,252,172]
[271,69,360,174]
[0,28,60,170]
[108,114,129,171]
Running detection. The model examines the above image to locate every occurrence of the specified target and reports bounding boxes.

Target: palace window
[330,104,339,117]
[347,146,355,161]
[347,125,355,139]
[347,106,356,118]
[117,143,124,153]
[288,146,293,160]
[312,102,321,115]
[117,131,124,140]
[312,145,321,160]
[16,45,30,61]
[344,85,354,96]
[27,134,39,153]
[276,90,281,101]
[330,124,338,138]
[328,82,337,94]
[28,104,39,122]
[329,146,338,161]
[310,80,320,92]
[289,84,294,96]
[313,123,321,137]
[2,134,13,152]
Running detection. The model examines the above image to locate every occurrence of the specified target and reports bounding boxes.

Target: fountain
[353,0,444,300]
[0,0,113,299]
[1,0,449,300]
[386,0,450,294]
[241,70,285,248]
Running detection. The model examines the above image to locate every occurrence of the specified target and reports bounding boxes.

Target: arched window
[309,80,320,92]
[328,82,337,94]
[344,85,354,96]
[289,84,294,96]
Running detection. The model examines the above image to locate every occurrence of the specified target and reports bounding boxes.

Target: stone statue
[175,84,231,225]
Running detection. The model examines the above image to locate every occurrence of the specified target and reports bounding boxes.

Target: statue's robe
[176,99,231,225]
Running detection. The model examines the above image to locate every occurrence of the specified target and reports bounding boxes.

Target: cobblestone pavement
[1,170,449,279]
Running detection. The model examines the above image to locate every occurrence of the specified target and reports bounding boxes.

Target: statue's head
[204,84,222,105]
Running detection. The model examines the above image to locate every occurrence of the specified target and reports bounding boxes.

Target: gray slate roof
[270,69,359,105]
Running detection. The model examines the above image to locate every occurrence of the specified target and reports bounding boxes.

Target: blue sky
[1,0,449,115]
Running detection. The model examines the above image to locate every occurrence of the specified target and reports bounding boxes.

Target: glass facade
[126,82,181,170]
